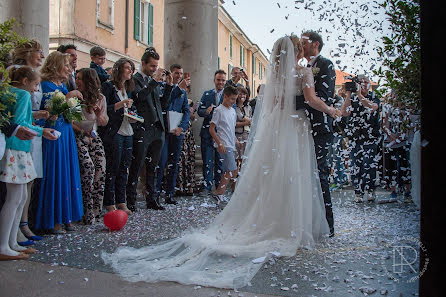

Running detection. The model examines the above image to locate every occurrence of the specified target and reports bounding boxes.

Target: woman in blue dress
[34,51,83,234]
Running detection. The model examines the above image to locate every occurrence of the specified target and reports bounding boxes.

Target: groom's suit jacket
[298,55,336,136]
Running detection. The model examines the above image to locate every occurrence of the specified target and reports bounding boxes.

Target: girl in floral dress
[0,66,57,260]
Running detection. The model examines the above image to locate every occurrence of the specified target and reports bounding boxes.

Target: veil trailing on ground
[102,36,329,289]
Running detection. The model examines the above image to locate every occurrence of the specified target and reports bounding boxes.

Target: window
[259,63,262,80]
[240,45,245,67]
[218,57,220,70]
[97,0,114,29]
[229,34,233,60]
[252,54,256,75]
[134,0,153,46]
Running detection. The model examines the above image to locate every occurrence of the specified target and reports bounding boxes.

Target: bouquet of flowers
[44,90,84,126]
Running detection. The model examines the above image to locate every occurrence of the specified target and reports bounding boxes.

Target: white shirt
[211,104,237,150]
[307,54,321,67]
[116,87,133,136]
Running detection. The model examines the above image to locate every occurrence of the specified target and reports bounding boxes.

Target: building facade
[49,0,268,98]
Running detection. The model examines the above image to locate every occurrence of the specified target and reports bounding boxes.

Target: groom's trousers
[313,133,335,233]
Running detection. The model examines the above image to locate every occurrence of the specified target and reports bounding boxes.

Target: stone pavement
[0,188,420,297]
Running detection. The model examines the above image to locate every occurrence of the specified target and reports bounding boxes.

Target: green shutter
[134,0,140,40]
[148,3,154,46]
[218,57,220,69]
[240,46,242,65]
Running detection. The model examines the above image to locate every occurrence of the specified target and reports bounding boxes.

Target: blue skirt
[35,117,83,230]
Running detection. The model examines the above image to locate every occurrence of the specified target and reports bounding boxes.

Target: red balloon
[103,210,128,231]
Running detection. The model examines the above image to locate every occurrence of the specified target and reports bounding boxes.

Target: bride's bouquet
[44,90,84,126]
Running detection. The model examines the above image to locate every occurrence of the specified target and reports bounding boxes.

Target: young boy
[209,85,240,204]
[89,46,110,84]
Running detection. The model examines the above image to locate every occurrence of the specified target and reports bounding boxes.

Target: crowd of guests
[0,38,419,261]
[328,75,420,204]
[0,39,215,260]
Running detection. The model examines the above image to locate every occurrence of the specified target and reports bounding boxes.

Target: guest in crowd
[225,67,250,98]
[382,96,412,201]
[125,47,174,211]
[198,70,227,192]
[57,44,78,91]
[72,68,108,224]
[249,84,262,116]
[155,64,190,204]
[176,93,199,196]
[34,51,84,234]
[330,87,349,191]
[11,40,49,244]
[341,75,381,203]
[235,86,251,171]
[99,58,136,215]
[90,46,109,84]
[0,66,57,260]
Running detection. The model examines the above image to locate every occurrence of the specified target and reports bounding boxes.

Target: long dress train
[102,37,329,289]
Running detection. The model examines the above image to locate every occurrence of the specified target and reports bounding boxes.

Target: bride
[102,35,339,289]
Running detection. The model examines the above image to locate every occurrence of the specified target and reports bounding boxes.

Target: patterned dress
[175,117,198,195]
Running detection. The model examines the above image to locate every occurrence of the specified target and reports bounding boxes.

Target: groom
[300,30,336,237]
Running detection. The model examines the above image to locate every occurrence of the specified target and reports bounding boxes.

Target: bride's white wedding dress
[102,37,329,289]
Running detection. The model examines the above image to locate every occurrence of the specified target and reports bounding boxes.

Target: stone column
[0,0,50,54]
[164,0,219,146]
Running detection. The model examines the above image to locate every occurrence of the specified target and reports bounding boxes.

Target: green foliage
[373,0,420,111]
[0,19,30,129]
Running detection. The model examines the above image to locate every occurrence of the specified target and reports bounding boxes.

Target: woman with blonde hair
[34,51,84,234]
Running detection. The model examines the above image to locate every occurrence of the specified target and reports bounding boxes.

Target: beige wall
[217,19,267,98]
[50,0,165,69]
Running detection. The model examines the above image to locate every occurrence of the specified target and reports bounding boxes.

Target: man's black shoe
[146,194,165,210]
[127,204,137,213]
[165,195,177,205]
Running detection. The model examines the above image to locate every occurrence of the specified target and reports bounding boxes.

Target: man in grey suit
[126,47,173,211]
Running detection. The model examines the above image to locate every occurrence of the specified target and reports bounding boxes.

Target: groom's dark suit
[297,55,336,235]
[126,72,173,209]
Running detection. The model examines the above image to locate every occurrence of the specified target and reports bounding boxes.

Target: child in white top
[209,86,240,203]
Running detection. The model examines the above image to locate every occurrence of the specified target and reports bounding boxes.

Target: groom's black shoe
[329,227,335,238]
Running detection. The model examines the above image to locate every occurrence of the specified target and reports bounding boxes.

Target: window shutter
[148,3,154,46]
[218,57,220,69]
[134,0,140,40]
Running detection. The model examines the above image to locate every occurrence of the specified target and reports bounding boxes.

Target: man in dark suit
[126,47,173,211]
[301,30,336,237]
[155,64,191,204]
[57,44,78,92]
[197,70,227,192]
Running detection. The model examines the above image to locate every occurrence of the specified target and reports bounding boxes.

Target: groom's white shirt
[308,54,321,67]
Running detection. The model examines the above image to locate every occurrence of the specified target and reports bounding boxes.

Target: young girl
[0,66,56,260]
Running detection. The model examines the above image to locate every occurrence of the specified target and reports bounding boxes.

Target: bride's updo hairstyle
[289,34,302,57]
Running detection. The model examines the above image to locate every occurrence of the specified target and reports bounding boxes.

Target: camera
[240,68,244,73]
[344,75,360,92]
[164,70,171,75]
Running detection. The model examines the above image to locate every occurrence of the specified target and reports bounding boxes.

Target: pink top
[77,94,109,131]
